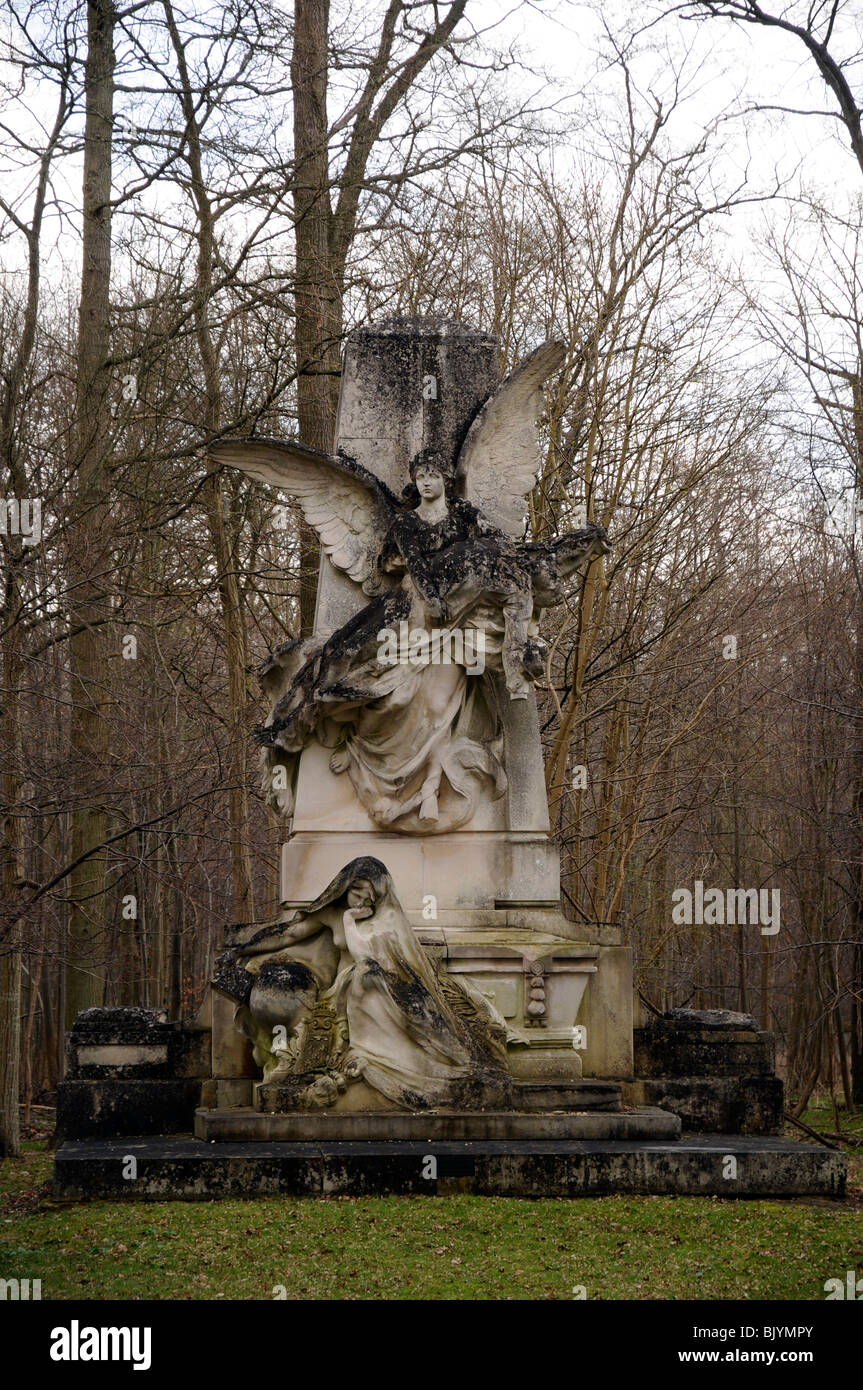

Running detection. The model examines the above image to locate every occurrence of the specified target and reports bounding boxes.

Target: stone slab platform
[514,1080,621,1112]
[53,1135,846,1200]
[253,1078,623,1116]
[194,1105,678,1143]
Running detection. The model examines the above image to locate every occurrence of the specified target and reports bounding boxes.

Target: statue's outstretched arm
[238,913,320,957]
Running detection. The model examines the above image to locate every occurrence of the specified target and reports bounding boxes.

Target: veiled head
[304,857,393,916]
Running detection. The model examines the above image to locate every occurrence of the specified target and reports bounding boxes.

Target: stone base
[624,1076,785,1135]
[57,1006,212,1141]
[200,1078,255,1109]
[53,1135,847,1201]
[56,1079,203,1142]
[193,1104,679,1142]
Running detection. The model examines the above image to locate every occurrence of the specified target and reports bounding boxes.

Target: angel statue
[210,342,610,835]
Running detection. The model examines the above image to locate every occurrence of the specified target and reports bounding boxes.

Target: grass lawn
[1,1121,861,1301]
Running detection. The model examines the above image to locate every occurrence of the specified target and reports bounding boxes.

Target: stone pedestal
[56,1007,210,1141]
[623,1008,785,1134]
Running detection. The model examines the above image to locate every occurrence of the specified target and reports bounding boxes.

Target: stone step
[253,1078,624,1117]
[513,1080,622,1113]
[53,1134,847,1201]
[193,1105,677,1143]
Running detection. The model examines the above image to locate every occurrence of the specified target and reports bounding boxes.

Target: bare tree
[289,0,537,628]
[675,1,863,176]
[0,1,77,1152]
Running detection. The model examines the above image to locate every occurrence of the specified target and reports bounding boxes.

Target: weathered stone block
[65,1007,211,1080]
[56,1079,202,1141]
[634,1014,775,1078]
[625,1076,784,1135]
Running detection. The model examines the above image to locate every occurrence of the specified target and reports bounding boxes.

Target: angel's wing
[456,341,566,537]
[209,437,398,591]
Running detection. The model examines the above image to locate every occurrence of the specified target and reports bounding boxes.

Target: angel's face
[414,465,445,501]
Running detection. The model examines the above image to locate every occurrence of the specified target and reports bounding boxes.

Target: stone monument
[51,319,846,1197]
[200,316,639,1135]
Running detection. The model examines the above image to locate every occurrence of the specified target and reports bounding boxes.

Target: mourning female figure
[213,858,512,1109]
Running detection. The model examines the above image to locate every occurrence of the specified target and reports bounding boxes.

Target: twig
[784,1111,839,1150]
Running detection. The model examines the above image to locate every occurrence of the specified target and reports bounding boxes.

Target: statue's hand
[225,944,252,964]
[424,595,448,625]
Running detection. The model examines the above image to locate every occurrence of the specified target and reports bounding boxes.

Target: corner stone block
[211,988,258,1079]
[576,945,634,1078]
[56,1079,202,1141]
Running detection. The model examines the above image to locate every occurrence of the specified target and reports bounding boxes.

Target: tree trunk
[292,0,341,634]
[65,0,115,1032]
[0,932,21,1157]
[0,466,24,1157]
[163,0,256,921]
[0,28,68,1156]
[850,374,863,1104]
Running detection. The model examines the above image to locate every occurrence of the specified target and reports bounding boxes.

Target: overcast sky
[3,1,861,266]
